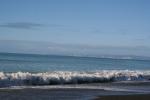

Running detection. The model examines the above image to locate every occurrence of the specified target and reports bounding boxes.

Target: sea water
[0,52,150,89]
[0,52,150,72]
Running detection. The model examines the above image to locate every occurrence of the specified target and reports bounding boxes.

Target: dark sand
[0,88,149,100]
[95,94,150,100]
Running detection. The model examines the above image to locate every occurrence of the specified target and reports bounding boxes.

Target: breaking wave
[0,70,150,87]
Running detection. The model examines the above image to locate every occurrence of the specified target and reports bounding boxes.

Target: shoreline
[94,94,150,100]
[0,88,149,100]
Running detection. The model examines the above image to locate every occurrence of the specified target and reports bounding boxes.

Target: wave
[0,70,150,87]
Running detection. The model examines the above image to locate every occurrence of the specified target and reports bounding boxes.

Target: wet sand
[0,88,148,100]
[95,94,150,100]
[0,88,150,100]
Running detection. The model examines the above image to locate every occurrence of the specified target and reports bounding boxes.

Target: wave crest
[0,70,150,87]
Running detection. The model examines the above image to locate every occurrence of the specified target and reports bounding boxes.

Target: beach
[1,0,150,99]
[95,94,150,100]
[1,87,149,100]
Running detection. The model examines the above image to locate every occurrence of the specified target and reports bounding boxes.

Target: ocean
[0,52,150,100]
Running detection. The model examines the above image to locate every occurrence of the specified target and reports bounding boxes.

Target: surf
[0,70,150,87]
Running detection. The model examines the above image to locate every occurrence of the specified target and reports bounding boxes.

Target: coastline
[0,87,149,100]
[0,53,150,100]
[94,94,150,100]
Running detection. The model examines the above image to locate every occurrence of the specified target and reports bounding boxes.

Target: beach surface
[0,87,149,100]
[95,94,150,100]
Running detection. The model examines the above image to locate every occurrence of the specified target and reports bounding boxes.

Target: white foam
[0,70,150,87]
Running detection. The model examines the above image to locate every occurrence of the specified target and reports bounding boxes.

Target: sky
[0,0,150,56]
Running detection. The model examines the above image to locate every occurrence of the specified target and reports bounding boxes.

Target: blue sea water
[0,52,150,88]
[0,52,150,72]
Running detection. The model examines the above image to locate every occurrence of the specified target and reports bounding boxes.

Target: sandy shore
[95,94,150,100]
[0,88,149,100]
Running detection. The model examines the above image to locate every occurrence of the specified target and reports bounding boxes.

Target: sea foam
[0,70,150,87]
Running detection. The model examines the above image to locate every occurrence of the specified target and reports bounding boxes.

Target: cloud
[0,22,45,29]
[48,24,64,27]
[0,22,66,30]
[0,40,150,57]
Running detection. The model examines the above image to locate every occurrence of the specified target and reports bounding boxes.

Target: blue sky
[0,0,150,56]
